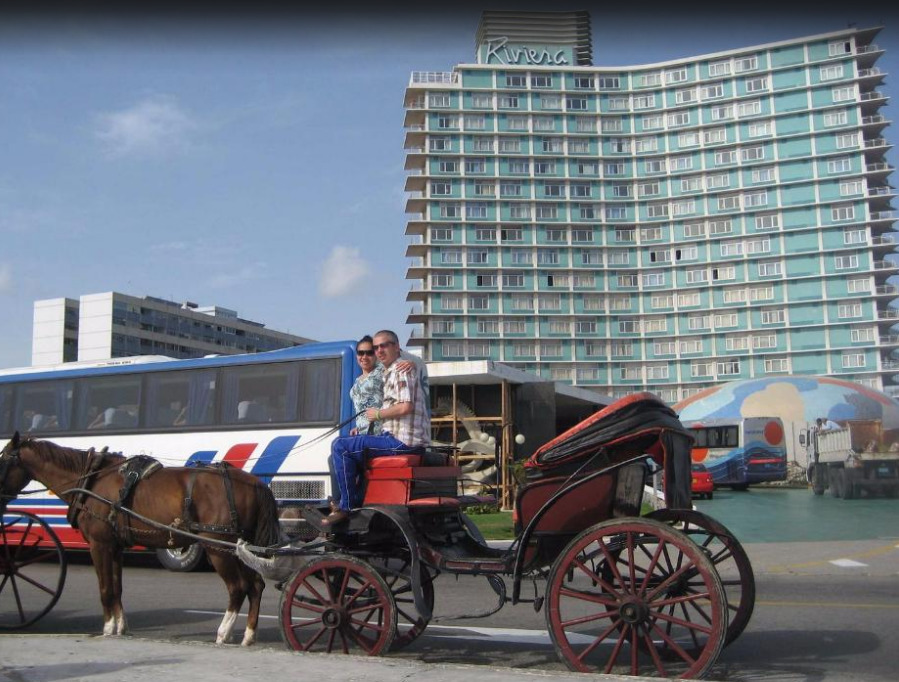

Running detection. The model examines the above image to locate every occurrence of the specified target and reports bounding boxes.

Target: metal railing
[866,162,892,172]
[409,71,459,86]
[857,44,881,54]
[862,114,886,124]
[870,211,897,221]
[861,91,886,101]
[865,137,889,148]
[858,67,882,78]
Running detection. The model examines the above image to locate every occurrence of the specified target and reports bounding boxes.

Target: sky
[1,3,897,369]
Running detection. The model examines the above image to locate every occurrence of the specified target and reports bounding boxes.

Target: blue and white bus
[0,340,359,567]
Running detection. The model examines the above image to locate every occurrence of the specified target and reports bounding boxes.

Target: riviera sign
[482,37,570,66]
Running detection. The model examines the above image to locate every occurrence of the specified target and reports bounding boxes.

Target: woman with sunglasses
[349,335,384,436]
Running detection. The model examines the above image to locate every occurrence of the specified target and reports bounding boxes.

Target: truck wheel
[810,465,826,496]
[830,469,843,498]
[156,545,206,572]
[841,470,856,500]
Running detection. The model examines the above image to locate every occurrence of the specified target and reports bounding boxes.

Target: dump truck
[801,419,899,498]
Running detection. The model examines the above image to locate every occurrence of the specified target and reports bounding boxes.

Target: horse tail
[252,482,282,548]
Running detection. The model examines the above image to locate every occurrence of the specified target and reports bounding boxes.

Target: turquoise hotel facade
[403,12,897,402]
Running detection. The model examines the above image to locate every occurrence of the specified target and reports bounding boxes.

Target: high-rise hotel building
[403,11,897,402]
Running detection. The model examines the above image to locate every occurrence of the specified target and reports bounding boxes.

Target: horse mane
[23,437,124,474]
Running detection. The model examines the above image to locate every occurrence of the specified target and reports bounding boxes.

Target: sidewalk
[0,634,660,682]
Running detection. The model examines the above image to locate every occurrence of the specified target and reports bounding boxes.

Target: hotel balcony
[869,210,897,225]
[855,41,885,68]
[860,90,889,111]
[865,162,894,177]
[857,66,885,86]
[408,71,460,88]
[876,308,899,321]
[861,113,891,133]
[404,175,427,192]
[863,137,891,157]
[874,284,899,297]
[873,259,899,271]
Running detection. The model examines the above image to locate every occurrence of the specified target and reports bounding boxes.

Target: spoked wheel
[646,508,755,647]
[279,554,397,655]
[368,555,435,651]
[0,511,67,629]
[546,517,727,679]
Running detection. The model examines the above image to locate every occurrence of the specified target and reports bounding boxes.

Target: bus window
[74,376,141,430]
[724,425,739,447]
[691,428,708,448]
[0,385,12,433]
[144,369,216,428]
[16,381,74,432]
[221,363,299,425]
[299,358,340,424]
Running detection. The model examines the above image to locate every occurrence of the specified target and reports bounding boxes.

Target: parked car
[691,462,715,500]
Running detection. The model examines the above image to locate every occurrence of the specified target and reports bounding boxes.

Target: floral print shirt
[349,365,384,433]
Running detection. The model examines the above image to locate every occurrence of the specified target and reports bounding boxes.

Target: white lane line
[830,558,868,568]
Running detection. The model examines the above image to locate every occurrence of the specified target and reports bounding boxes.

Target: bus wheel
[730,483,749,492]
[156,545,206,572]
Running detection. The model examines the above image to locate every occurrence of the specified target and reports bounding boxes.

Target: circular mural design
[674,376,899,431]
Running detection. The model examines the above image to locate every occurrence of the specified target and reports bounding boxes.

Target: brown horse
[0,433,281,645]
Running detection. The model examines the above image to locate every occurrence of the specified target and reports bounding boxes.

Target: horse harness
[173,461,242,540]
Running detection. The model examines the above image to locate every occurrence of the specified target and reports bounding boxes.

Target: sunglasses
[356,349,375,357]
[373,341,396,351]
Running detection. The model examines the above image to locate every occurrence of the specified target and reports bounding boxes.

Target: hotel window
[633,94,656,109]
[753,333,776,349]
[538,294,563,311]
[509,205,531,219]
[466,202,488,219]
[741,146,765,162]
[647,364,670,380]
[598,76,621,89]
[441,341,465,357]
[475,273,497,287]
[748,122,771,138]
[647,203,669,218]
[744,190,768,208]
[438,159,459,173]
[735,56,758,73]
[571,182,592,198]
[831,205,855,221]
[608,96,629,111]
[838,302,863,318]
[709,219,733,235]
[677,245,699,262]
[715,150,736,166]
[465,115,486,130]
[755,214,779,230]
[606,206,627,220]
[473,181,494,197]
[575,320,597,334]
[472,138,493,152]
[583,342,603,358]
[751,167,775,183]
[638,72,661,87]
[468,249,488,264]
[680,339,702,356]
[673,199,695,216]
[438,203,461,218]
[720,240,743,257]
[610,295,631,311]
[686,268,708,284]
[608,251,630,265]
[566,96,588,110]
[574,75,594,89]
[704,127,726,144]
[471,93,491,109]
[765,358,790,374]
[691,362,713,378]
[545,228,565,242]
[829,40,852,56]
[618,274,638,288]
[431,182,451,196]
[746,237,771,254]
[580,249,602,265]
[583,295,604,310]
[842,352,866,369]
[475,227,496,241]
[429,137,451,151]
[706,172,730,189]
[508,115,528,130]
[640,226,663,241]
[477,319,498,334]
[609,137,630,153]
[679,131,700,147]
[645,159,666,174]
[634,136,658,153]
[683,223,705,238]
[651,295,673,310]
[579,161,601,175]
[702,82,724,99]
[502,272,524,287]
[504,320,527,334]
[726,336,749,351]
[675,88,697,104]
[758,260,782,277]
[547,274,570,288]
[638,181,660,197]
[681,176,702,193]
[712,265,736,281]
[717,360,741,376]
[541,94,562,110]
[714,313,738,328]
[575,118,597,133]
[532,116,553,132]
[749,285,774,302]
[678,292,700,307]
[851,328,875,342]
[509,160,530,174]
[531,75,552,88]
[643,271,665,287]
[711,105,733,121]
[440,249,462,264]
[820,64,844,81]
[723,289,747,304]
[840,181,863,197]
[718,195,740,210]
[737,100,762,117]
[843,227,865,244]
[543,182,564,198]
[428,92,451,107]
[823,110,848,127]
[510,249,531,264]
[665,67,688,84]
[667,111,690,127]
[542,137,563,153]
[708,60,731,77]
[501,227,523,242]
[574,274,596,287]
[431,273,454,287]
[745,76,768,92]
[761,308,784,324]
[569,139,590,153]
[468,341,490,358]
[827,157,852,173]
[500,181,522,197]
[618,318,639,334]
[510,295,534,311]
[535,161,557,175]
[832,85,855,102]
[615,228,635,242]
[579,205,597,220]
[649,248,671,263]
[601,117,623,132]
[430,227,453,241]
[465,158,486,173]
[671,155,693,171]
[499,94,520,108]
[442,294,463,310]
[513,342,535,357]
[688,313,710,330]
[642,114,663,130]
[836,133,859,149]
[835,254,859,270]
[537,248,560,264]
[437,115,459,129]
[505,74,527,87]
[847,276,871,293]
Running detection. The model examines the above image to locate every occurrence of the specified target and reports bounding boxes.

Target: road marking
[829,558,868,568]
[766,542,899,573]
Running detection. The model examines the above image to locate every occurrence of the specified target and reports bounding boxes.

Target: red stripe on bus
[221,443,258,470]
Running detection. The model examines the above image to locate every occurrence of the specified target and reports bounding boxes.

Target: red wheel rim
[279,555,396,655]
[546,518,727,678]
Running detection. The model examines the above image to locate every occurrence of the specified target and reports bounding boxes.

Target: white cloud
[95,95,196,157]
[319,246,371,298]
[0,264,12,293]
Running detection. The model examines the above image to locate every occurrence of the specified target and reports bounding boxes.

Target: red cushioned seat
[367,455,422,469]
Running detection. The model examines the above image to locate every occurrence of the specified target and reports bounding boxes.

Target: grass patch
[468,511,515,540]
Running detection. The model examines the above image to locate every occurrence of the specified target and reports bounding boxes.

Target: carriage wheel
[0,511,67,630]
[278,554,396,655]
[646,508,755,647]
[368,555,435,651]
[545,517,727,679]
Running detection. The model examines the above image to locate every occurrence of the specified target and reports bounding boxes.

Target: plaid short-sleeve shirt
[381,362,430,448]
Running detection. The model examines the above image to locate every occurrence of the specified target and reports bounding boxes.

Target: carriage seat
[365,449,449,470]
[363,449,459,505]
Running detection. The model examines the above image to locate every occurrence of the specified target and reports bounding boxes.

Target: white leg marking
[103,616,116,636]
[216,610,238,644]
[241,626,257,647]
[116,611,129,635]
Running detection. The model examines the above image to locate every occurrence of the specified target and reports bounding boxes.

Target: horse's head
[0,432,34,514]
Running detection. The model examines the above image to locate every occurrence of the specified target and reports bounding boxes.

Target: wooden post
[501,379,512,510]
[451,382,458,465]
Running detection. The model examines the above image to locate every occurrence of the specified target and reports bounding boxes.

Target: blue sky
[0,6,897,369]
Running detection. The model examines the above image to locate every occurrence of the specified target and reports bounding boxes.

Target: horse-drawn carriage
[1,392,754,679]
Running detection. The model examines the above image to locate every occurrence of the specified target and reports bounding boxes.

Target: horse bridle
[0,441,25,501]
